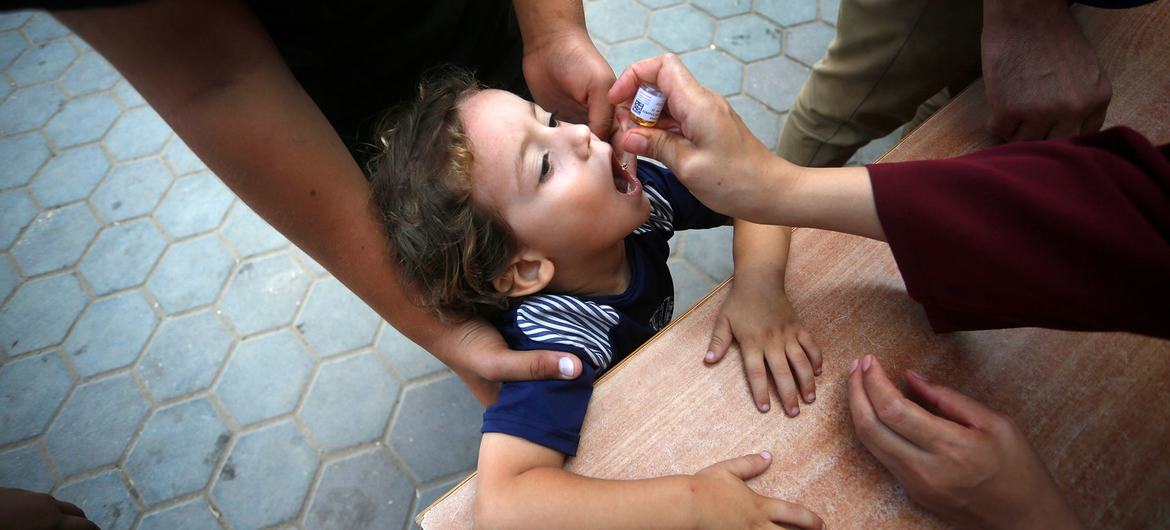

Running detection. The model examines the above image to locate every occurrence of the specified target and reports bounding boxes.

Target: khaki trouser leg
[777,0,984,167]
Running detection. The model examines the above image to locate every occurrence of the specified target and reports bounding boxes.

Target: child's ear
[492,252,554,297]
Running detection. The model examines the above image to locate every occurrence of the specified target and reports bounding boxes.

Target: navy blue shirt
[482,162,728,455]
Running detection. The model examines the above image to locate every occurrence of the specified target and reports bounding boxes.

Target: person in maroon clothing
[608,53,1168,530]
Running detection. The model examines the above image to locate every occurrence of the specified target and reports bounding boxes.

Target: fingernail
[704,351,715,362]
[558,357,574,378]
[786,406,799,417]
[760,450,772,461]
[759,402,770,412]
[908,369,928,382]
[849,359,859,374]
[862,355,873,372]
[815,367,822,376]
[625,131,649,153]
[806,391,816,403]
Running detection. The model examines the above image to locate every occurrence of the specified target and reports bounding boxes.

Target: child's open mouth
[611,151,641,195]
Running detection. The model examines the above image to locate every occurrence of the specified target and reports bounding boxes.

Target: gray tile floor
[0,3,899,529]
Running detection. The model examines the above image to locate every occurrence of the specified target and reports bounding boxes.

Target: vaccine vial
[630,84,665,127]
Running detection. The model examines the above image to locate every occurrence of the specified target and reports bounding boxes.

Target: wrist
[513,0,588,53]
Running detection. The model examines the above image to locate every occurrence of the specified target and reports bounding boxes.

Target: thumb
[622,126,693,169]
[712,451,773,481]
[705,315,733,364]
[905,370,995,429]
[489,348,583,382]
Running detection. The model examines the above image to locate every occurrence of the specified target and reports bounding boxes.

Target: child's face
[461,89,650,259]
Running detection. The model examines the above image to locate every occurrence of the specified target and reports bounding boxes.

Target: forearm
[749,158,886,241]
[731,220,792,287]
[56,0,502,402]
[512,0,587,45]
[478,468,699,530]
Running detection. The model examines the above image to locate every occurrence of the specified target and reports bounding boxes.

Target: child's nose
[569,123,591,156]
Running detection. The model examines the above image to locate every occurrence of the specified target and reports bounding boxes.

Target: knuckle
[876,400,906,424]
[528,355,548,380]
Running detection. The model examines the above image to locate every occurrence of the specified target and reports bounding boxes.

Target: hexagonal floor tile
[0,132,50,189]
[218,253,310,336]
[0,29,28,70]
[375,323,447,381]
[0,273,87,356]
[89,157,173,222]
[667,258,717,319]
[78,218,167,295]
[786,21,836,67]
[215,330,314,426]
[0,12,32,32]
[715,14,783,62]
[412,475,466,530]
[0,443,54,492]
[295,278,380,357]
[54,471,139,530]
[758,0,820,27]
[604,38,666,79]
[647,5,715,53]
[221,203,289,258]
[0,258,16,303]
[821,0,841,25]
[30,144,110,208]
[7,39,77,87]
[44,373,150,477]
[0,352,73,445]
[138,310,234,401]
[138,498,222,530]
[585,0,648,44]
[23,12,70,42]
[300,352,400,451]
[60,52,120,97]
[125,398,231,505]
[161,137,207,176]
[147,235,236,314]
[304,448,415,530]
[388,374,483,483]
[111,79,145,108]
[43,92,122,148]
[682,225,734,281]
[0,189,39,251]
[728,95,782,150]
[680,48,743,96]
[692,0,752,18]
[745,56,809,111]
[154,170,234,238]
[212,421,319,530]
[64,291,158,377]
[103,106,172,161]
[0,84,66,136]
[11,202,100,277]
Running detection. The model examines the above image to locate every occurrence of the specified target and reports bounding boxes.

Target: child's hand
[691,452,824,530]
[706,279,822,416]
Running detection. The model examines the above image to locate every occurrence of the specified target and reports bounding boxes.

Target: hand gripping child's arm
[705,222,822,417]
[474,433,823,529]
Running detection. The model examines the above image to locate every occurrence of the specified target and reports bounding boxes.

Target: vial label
[631,84,664,127]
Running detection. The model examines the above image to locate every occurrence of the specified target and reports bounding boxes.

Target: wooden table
[419,3,1170,527]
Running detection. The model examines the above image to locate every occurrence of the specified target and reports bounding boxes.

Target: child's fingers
[785,338,816,404]
[710,451,772,481]
[796,329,823,376]
[763,498,825,530]
[705,316,733,364]
[742,348,772,412]
[764,347,800,417]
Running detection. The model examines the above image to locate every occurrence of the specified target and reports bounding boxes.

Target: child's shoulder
[499,294,622,370]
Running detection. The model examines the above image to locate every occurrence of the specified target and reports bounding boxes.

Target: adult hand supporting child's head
[518,11,616,138]
[607,54,785,222]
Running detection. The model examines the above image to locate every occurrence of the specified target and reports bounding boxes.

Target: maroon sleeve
[868,127,1170,339]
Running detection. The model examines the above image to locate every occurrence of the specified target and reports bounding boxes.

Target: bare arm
[55,0,581,404]
[474,433,823,530]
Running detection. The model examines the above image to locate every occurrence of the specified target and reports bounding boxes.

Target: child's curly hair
[367,67,517,322]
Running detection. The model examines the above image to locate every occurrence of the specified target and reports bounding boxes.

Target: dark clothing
[869,127,1170,339]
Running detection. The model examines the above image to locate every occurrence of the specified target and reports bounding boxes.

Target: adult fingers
[796,329,823,376]
[785,338,816,405]
[706,316,733,364]
[55,499,86,517]
[743,346,772,412]
[481,348,582,382]
[763,498,825,530]
[861,357,957,450]
[1079,105,1107,135]
[847,356,922,472]
[905,370,997,430]
[609,53,703,126]
[765,346,799,416]
[586,79,615,138]
[1009,119,1052,143]
[622,124,696,170]
[1046,117,1082,140]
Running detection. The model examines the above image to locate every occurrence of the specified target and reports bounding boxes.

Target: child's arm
[474,433,823,530]
[706,221,822,416]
